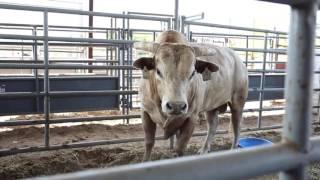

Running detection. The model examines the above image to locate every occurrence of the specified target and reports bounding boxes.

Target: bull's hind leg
[175,118,194,156]
[142,111,156,161]
[198,109,219,154]
[229,92,246,149]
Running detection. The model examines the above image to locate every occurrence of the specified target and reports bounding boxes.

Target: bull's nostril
[182,103,187,110]
[166,103,173,110]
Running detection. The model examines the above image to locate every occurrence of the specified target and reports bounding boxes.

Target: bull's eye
[189,70,196,80]
[156,68,163,78]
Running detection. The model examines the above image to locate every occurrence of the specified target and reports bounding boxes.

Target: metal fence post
[180,16,185,34]
[257,33,268,128]
[174,0,179,30]
[274,33,280,70]
[245,35,249,67]
[43,11,50,147]
[32,26,40,113]
[279,1,317,179]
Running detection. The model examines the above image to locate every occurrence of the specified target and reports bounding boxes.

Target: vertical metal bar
[257,33,268,128]
[167,19,172,30]
[269,38,274,70]
[274,33,280,71]
[186,25,190,41]
[189,31,193,42]
[245,35,249,67]
[279,1,317,180]
[126,16,131,112]
[32,26,40,112]
[113,18,118,77]
[88,0,93,73]
[106,29,109,76]
[126,11,130,32]
[174,0,179,30]
[122,14,129,124]
[43,11,50,147]
[116,29,125,123]
[110,19,114,76]
[180,16,185,34]
[129,30,133,109]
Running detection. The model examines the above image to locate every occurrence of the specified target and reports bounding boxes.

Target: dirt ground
[0,113,320,180]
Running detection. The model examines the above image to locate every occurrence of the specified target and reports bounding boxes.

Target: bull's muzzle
[165,101,187,115]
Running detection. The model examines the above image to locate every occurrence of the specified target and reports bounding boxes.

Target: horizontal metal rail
[0,59,288,64]
[0,26,112,33]
[0,123,288,157]
[3,116,319,158]
[248,70,320,74]
[29,138,320,180]
[0,90,138,98]
[2,63,320,73]
[232,47,287,55]
[248,69,285,73]
[0,88,290,98]
[0,106,290,127]
[184,21,287,35]
[0,136,149,157]
[129,29,163,33]
[127,11,174,17]
[258,0,320,7]
[0,23,129,30]
[0,63,134,69]
[0,41,130,47]
[7,106,318,128]
[0,3,172,23]
[191,32,288,39]
[0,114,141,126]
[0,34,135,44]
[245,60,287,64]
[0,60,119,63]
[248,88,320,92]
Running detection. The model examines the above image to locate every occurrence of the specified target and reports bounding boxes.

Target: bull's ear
[195,59,219,81]
[133,57,155,79]
[195,59,219,73]
[133,57,155,70]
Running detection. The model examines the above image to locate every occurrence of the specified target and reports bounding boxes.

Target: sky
[0,0,294,32]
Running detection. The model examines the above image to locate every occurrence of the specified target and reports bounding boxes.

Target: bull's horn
[190,43,217,56]
[134,42,159,53]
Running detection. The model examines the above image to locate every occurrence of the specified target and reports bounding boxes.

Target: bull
[133,30,248,161]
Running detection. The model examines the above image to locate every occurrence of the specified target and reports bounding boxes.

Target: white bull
[133,30,248,161]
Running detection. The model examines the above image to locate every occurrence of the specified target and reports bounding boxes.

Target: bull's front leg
[175,117,195,156]
[142,111,156,161]
[198,109,219,154]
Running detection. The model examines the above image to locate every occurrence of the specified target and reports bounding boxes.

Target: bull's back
[200,46,247,111]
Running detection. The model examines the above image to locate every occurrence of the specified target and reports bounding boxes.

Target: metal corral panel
[0,76,119,115]
[247,74,285,101]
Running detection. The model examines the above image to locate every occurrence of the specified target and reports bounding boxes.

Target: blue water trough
[238,137,273,148]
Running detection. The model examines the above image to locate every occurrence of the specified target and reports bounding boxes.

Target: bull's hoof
[142,158,150,162]
[172,152,179,158]
[172,151,183,158]
[231,144,239,149]
[198,147,210,154]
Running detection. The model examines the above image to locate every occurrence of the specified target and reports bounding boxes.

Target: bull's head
[134,42,219,116]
